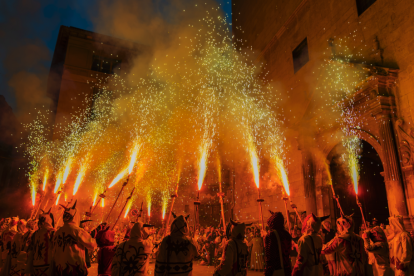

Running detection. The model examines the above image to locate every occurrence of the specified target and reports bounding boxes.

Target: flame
[275,157,290,196]
[124,201,132,218]
[42,169,48,191]
[148,202,151,217]
[197,145,209,191]
[64,193,67,201]
[108,168,128,188]
[349,155,359,194]
[128,142,141,175]
[162,196,168,220]
[55,192,61,205]
[101,198,105,207]
[54,172,63,193]
[92,193,98,206]
[73,164,87,195]
[62,158,73,184]
[31,184,36,206]
[248,143,260,189]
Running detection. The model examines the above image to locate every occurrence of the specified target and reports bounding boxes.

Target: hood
[38,208,55,230]
[61,200,80,225]
[17,220,27,234]
[267,211,285,230]
[302,213,329,234]
[389,215,405,235]
[230,219,251,240]
[170,213,189,236]
[368,226,387,243]
[130,221,153,241]
[336,215,354,235]
[96,227,115,247]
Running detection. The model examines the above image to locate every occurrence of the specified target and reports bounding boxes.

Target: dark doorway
[329,139,389,232]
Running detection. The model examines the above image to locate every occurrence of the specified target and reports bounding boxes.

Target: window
[292,38,309,73]
[91,55,122,74]
[356,0,376,16]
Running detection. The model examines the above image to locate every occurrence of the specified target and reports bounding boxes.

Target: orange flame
[42,169,48,191]
[197,145,209,191]
[124,201,132,218]
[249,145,260,189]
[275,157,290,196]
[92,193,98,206]
[31,184,36,206]
[148,202,151,217]
[73,164,87,195]
[54,172,63,193]
[128,142,141,175]
[350,161,359,194]
[101,198,105,207]
[55,192,61,205]
[62,158,73,184]
[108,168,128,188]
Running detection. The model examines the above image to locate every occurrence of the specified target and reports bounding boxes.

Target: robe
[25,225,55,276]
[292,233,323,276]
[247,236,264,270]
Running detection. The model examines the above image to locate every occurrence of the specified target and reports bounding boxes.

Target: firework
[42,169,48,191]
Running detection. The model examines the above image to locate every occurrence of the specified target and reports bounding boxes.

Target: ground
[88,262,264,276]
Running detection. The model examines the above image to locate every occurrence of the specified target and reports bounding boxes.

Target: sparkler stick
[282,197,291,231]
[257,190,265,231]
[217,158,226,230]
[330,185,345,216]
[290,203,303,224]
[106,175,129,222]
[112,187,135,230]
[165,175,180,238]
[91,191,107,214]
[194,191,201,230]
[356,195,367,228]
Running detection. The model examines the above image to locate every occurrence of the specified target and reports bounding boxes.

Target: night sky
[0,0,232,113]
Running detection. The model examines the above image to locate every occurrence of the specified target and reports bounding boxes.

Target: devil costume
[362,226,393,276]
[3,220,27,276]
[321,215,366,276]
[389,216,412,276]
[51,201,97,276]
[264,211,292,276]
[214,219,250,276]
[96,226,116,276]
[25,209,56,276]
[1,217,19,274]
[292,213,328,276]
[112,222,153,276]
[155,214,198,276]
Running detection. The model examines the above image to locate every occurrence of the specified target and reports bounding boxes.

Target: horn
[40,209,45,214]
[268,210,274,215]
[185,214,190,220]
[47,208,52,214]
[143,224,154,228]
[59,204,67,210]
[71,200,77,209]
[50,213,55,228]
[172,212,177,219]
[318,215,330,222]
[230,219,237,226]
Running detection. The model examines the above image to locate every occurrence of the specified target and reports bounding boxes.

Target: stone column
[377,113,408,216]
[302,150,317,215]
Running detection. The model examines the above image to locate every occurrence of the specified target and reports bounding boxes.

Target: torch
[112,187,135,230]
[351,162,367,228]
[217,158,226,231]
[194,145,209,230]
[105,175,129,222]
[249,145,265,231]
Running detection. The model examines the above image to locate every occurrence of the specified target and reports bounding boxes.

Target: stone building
[232,0,414,229]
[47,26,148,140]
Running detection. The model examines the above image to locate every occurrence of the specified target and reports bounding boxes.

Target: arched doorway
[328,139,389,231]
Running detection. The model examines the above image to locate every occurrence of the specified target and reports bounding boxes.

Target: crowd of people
[0,201,413,276]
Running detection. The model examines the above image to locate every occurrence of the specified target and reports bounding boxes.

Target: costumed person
[80,219,93,269]
[362,226,393,276]
[1,217,19,272]
[292,213,329,276]
[25,209,55,276]
[112,222,154,276]
[247,228,265,271]
[95,226,116,276]
[51,200,97,276]
[322,220,335,244]
[290,226,300,269]
[3,219,27,276]
[155,214,197,276]
[388,215,412,276]
[214,219,249,276]
[264,211,292,276]
[321,214,366,276]
[372,218,379,227]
